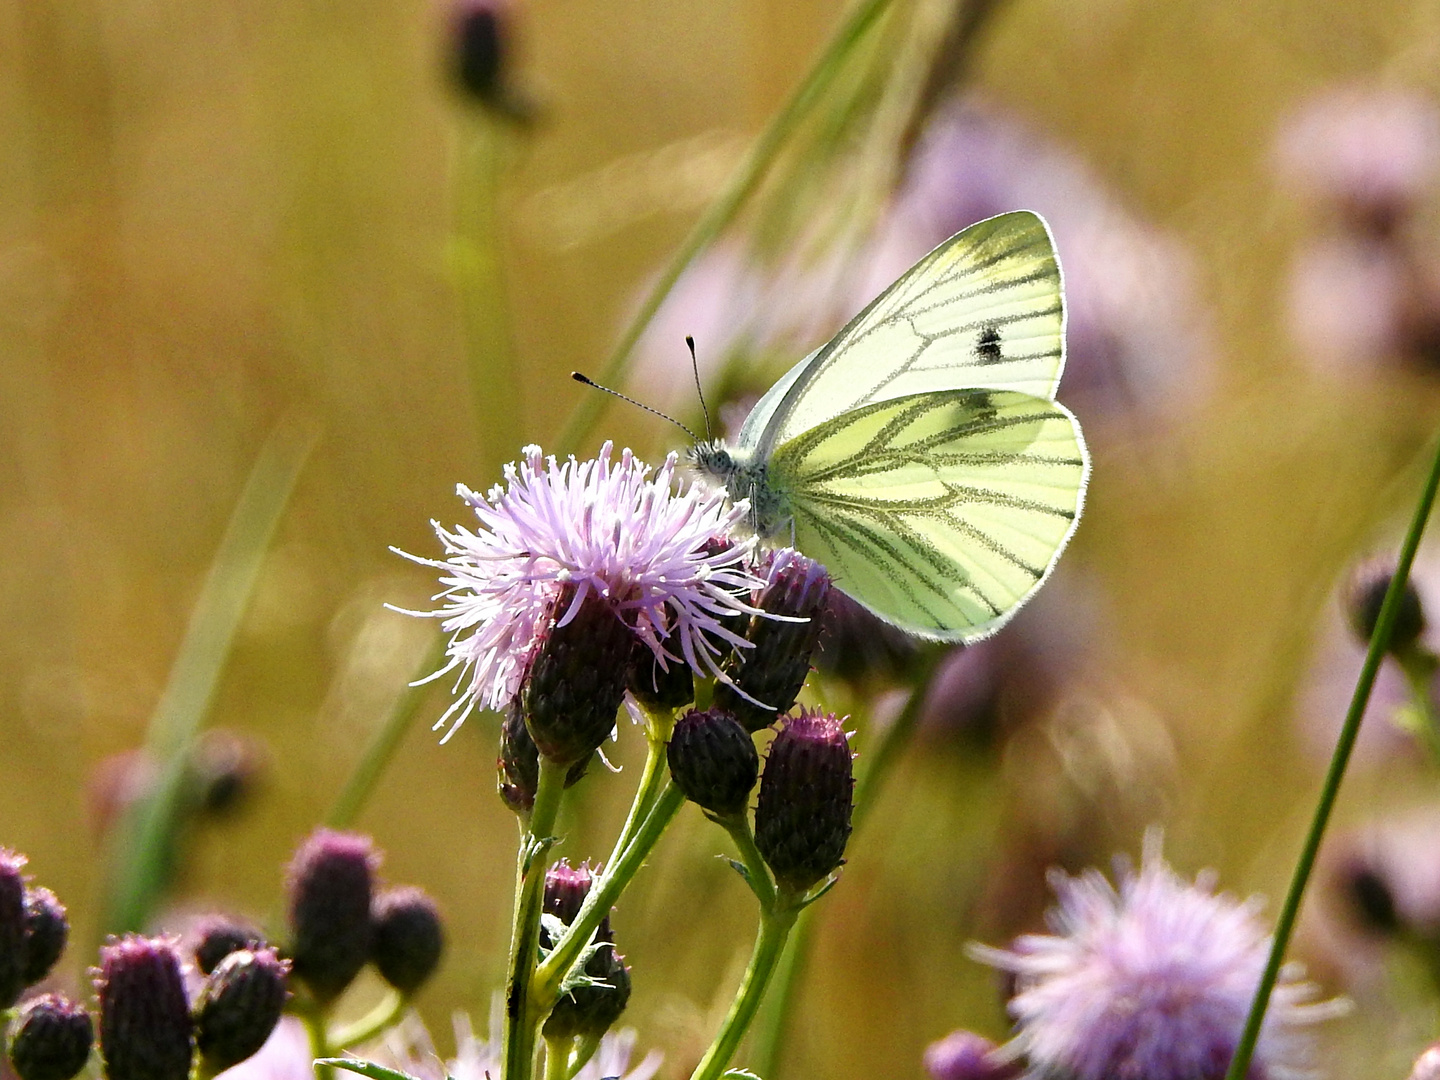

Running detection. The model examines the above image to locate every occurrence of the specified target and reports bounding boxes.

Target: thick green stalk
[1223,432,1440,1080]
[329,989,405,1050]
[503,758,568,1080]
[299,999,334,1080]
[603,706,676,871]
[554,0,896,455]
[542,1036,571,1080]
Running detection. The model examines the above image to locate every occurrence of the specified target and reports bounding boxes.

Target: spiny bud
[627,643,695,712]
[540,943,631,1042]
[923,1031,1020,1080]
[498,704,591,815]
[286,829,376,1003]
[543,861,594,927]
[192,948,290,1074]
[6,993,94,1080]
[715,550,830,732]
[191,915,266,976]
[667,708,758,817]
[21,886,68,988]
[1346,563,1426,654]
[0,849,27,1008]
[523,585,635,767]
[95,935,193,1080]
[754,710,854,895]
[371,887,445,995]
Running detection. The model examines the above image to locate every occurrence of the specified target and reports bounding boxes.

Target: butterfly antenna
[686,336,714,442]
[571,372,698,441]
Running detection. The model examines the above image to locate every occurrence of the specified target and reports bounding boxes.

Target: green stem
[503,758,568,1080]
[1395,645,1440,765]
[542,1036,572,1080]
[326,636,448,829]
[567,1034,602,1079]
[1224,431,1440,1080]
[689,903,799,1080]
[328,988,406,1050]
[533,782,686,1007]
[720,813,778,910]
[553,0,896,456]
[300,1001,334,1080]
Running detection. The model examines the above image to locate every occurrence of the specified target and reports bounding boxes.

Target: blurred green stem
[325,636,448,829]
[503,758,567,1080]
[299,998,335,1080]
[542,1036,571,1080]
[554,0,896,455]
[330,989,405,1050]
[1224,432,1440,1080]
[1395,644,1440,765]
[567,1034,602,1078]
[101,417,316,937]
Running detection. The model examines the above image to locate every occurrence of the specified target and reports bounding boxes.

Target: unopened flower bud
[715,551,830,731]
[499,704,592,815]
[543,861,594,928]
[95,935,193,1080]
[667,708,758,817]
[286,829,376,1003]
[1339,861,1401,935]
[6,993,94,1080]
[754,710,854,894]
[541,943,631,1041]
[21,886,68,987]
[192,947,289,1073]
[371,887,445,995]
[0,849,27,1008]
[1346,564,1425,653]
[924,1031,1020,1080]
[523,586,635,767]
[192,915,266,976]
[627,644,695,712]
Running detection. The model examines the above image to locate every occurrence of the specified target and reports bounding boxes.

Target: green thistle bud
[192,948,290,1074]
[7,993,94,1080]
[667,708,758,817]
[715,551,830,732]
[754,710,854,894]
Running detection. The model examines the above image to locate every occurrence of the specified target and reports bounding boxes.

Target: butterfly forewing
[753,211,1066,456]
[767,389,1088,641]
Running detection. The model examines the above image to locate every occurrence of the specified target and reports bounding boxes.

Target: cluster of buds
[285,828,445,1005]
[2,850,89,1080]
[539,862,631,1042]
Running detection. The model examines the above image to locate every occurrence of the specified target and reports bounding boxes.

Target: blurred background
[7,0,1440,1076]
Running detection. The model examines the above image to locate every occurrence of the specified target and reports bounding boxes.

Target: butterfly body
[693,211,1089,643]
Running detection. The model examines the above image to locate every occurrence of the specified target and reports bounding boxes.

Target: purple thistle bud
[667,708,759,817]
[1410,1043,1440,1080]
[541,943,632,1042]
[753,710,854,895]
[95,935,193,1080]
[286,829,377,1003]
[626,643,696,713]
[20,886,68,988]
[0,849,27,1008]
[452,0,505,103]
[714,550,831,732]
[6,993,94,1080]
[191,914,266,976]
[192,947,290,1074]
[523,585,635,768]
[1345,562,1426,653]
[371,887,445,995]
[923,1031,1020,1080]
[543,861,594,928]
[498,705,591,815]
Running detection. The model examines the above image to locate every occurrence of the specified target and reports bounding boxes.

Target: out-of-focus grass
[4,0,1440,1077]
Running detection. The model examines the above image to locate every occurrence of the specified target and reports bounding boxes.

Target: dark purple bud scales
[1347,565,1426,653]
[193,948,290,1073]
[667,708,758,817]
[21,887,68,987]
[95,936,193,1080]
[192,914,266,976]
[523,586,635,767]
[754,711,854,894]
[541,943,631,1041]
[0,850,27,1008]
[498,704,592,815]
[286,829,376,1003]
[627,643,696,712]
[715,551,830,732]
[371,887,445,995]
[7,993,94,1080]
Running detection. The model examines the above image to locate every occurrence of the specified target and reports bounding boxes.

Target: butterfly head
[689,440,789,538]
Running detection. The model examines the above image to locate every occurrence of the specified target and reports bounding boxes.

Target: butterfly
[691,210,1090,643]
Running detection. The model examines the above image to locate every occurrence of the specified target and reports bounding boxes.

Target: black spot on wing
[976,325,1003,364]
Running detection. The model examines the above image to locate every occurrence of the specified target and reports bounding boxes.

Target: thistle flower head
[970,833,1344,1080]
[399,442,760,739]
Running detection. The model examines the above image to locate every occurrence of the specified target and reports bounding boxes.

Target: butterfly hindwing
[752,211,1066,456]
[767,388,1088,641]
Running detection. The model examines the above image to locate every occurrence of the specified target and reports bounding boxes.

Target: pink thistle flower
[397,441,760,739]
[970,833,1344,1080]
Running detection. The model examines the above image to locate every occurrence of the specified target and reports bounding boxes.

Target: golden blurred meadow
[8,0,1440,1076]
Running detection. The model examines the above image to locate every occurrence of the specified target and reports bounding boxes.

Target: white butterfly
[692,210,1090,642]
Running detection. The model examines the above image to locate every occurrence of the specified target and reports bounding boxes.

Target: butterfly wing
[768,388,1088,641]
[749,211,1065,458]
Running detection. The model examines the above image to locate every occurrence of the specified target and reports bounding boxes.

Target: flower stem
[329,988,406,1050]
[604,705,676,871]
[553,0,897,456]
[503,757,568,1080]
[542,1036,572,1080]
[719,813,778,910]
[299,999,334,1080]
[689,902,799,1080]
[1224,432,1440,1080]
[533,782,686,1007]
